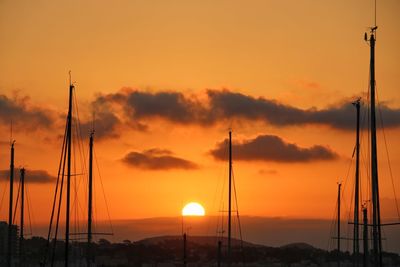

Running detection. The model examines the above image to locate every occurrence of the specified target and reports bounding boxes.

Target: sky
[0,0,400,240]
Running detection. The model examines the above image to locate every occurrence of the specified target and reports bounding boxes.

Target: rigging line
[208,136,228,237]
[25,183,34,238]
[348,167,356,222]
[232,169,245,265]
[72,126,79,237]
[92,152,97,234]
[74,109,89,178]
[93,149,101,235]
[71,96,91,232]
[13,175,21,224]
[207,155,223,235]
[340,151,355,222]
[214,137,227,237]
[217,138,229,237]
[46,118,68,240]
[367,69,372,223]
[70,117,88,236]
[94,148,114,234]
[328,192,339,250]
[51,145,68,267]
[359,99,369,203]
[0,180,7,213]
[44,124,68,266]
[73,89,88,178]
[360,144,370,202]
[359,99,371,204]
[363,141,372,207]
[375,85,400,219]
[93,156,99,234]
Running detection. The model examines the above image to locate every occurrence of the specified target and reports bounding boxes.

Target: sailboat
[360,23,400,266]
[329,5,400,262]
[6,141,15,267]
[42,75,75,267]
[41,75,112,267]
[332,18,400,267]
[215,130,245,267]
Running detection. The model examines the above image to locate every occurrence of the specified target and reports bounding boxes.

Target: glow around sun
[182,202,205,216]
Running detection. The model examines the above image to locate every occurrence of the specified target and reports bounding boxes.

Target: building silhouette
[0,221,19,266]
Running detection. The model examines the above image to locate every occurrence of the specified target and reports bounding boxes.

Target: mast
[183,233,187,267]
[217,240,222,267]
[87,131,94,267]
[7,141,15,267]
[20,168,25,267]
[363,206,369,267]
[65,77,74,267]
[228,130,232,267]
[337,183,341,267]
[366,26,382,266]
[353,99,361,266]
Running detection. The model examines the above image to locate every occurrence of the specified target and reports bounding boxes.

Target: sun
[182,202,205,216]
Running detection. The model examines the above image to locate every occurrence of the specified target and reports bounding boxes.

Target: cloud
[0,94,54,130]
[93,89,400,131]
[0,169,56,184]
[80,111,121,140]
[124,91,207,124]
[209,134,338,163]
[206,90,400,130]
[122,148,198,170]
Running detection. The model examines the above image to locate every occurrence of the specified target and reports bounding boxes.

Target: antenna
[10,120,13,145]
[374,0,377,28]
[69,70,72,86]
[92,111,96,133]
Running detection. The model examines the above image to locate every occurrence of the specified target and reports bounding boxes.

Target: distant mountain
[30,215,400,254]
[137,235,263,248]
[280,242,317,250]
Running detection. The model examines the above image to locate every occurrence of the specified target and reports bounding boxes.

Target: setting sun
[182,202,205,216]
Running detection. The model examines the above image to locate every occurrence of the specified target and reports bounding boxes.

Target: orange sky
[0,0,399,229]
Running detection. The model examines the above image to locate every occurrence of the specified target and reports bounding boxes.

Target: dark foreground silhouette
[9,235,400,266]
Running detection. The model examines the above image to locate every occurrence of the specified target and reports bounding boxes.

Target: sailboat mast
[217,240,222,267]
[362,206,369,267]
[228,130,232,267]
[65,80,74,267]
[183,233,187,267]
[87,131,94,267]
[353,100,360,266]
[20,168,25,267]
[7,141,15,267]
[367,27,382,267]
[337,183,341,267]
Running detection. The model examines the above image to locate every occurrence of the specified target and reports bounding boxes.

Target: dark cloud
[0,169,56,184]
[93,89,400,131]
[80,111,121,140]
[210,134,338,163]
[206,90,400,130]
[122,148,198,170]
[0,94,54,130]
[124,91,207,124]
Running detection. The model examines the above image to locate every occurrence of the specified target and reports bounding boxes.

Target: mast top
[9,121,16,146]
[374,0,377,28]
[91,111,96,134]
[365,0,378,40]
[352,98,361,107]
[69,71,75,89]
